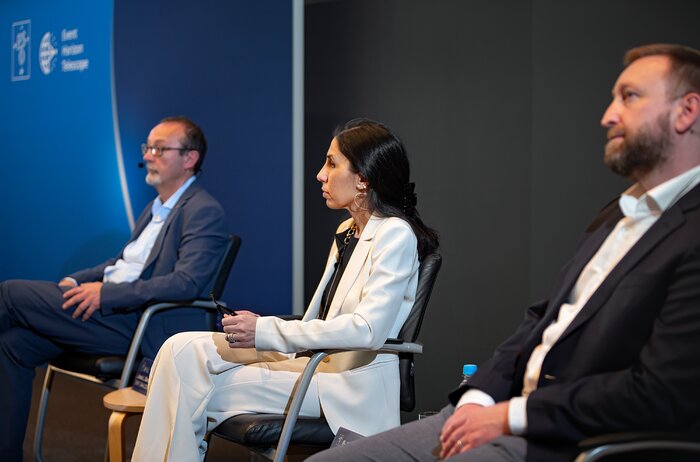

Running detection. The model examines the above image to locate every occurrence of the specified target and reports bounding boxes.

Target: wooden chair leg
[103,387,147,461]
[107,411,129,462]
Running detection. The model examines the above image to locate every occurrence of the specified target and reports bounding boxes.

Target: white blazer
[255,214,419,435]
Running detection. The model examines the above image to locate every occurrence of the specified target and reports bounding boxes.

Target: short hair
[624,44,700,98]
[159,116,207,173]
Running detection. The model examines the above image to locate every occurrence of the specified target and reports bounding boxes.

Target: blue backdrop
[1,0,293,314]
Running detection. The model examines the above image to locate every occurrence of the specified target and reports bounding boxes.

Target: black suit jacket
[450,183,700,462]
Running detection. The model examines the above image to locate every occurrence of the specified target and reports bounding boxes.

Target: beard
[604,111,671,178]
[145,170,162,186]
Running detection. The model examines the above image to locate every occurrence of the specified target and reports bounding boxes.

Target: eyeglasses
[141,144,191,158]
[210,292,236,316]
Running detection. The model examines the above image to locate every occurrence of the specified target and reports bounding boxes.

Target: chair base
[34,363,119,462]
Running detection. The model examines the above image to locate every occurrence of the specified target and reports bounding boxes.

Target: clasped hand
[439,402,510,459]
[222,310,260,348]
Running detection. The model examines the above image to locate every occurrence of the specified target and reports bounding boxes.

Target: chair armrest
[272,339,422,462]
[295,340,423,357]
[118,300,219,387]
[580,432,700,448]
[379,340,423,354]
[278,314,304,321]
[576,432,700,462]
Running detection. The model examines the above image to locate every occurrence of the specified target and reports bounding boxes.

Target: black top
[318,228,359,320]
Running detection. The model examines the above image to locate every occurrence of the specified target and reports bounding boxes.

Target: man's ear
[674,92,700,134]
[184,150,200,171]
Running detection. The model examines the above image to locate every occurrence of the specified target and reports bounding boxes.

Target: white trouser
[131,331,321,462]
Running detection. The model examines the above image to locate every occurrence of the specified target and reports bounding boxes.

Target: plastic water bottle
[460,364,477,387]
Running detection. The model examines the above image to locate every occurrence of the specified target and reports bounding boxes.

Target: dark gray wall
[304,0,700,420]
[529,0,700,297]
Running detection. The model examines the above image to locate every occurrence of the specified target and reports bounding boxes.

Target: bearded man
[308,43,700,462]
[0,116,228,461]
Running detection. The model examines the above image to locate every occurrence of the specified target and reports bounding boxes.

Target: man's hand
[439,402,510,459]
[222,312,259,348]
[62,282,103,321]
[58,278,77,289]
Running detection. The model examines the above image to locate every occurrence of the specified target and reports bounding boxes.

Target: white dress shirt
[457,164,700,434]
[101,176,196,283]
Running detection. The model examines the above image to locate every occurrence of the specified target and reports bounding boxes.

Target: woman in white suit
[132,119,439,461]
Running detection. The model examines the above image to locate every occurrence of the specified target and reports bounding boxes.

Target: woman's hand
[222,312,259,348]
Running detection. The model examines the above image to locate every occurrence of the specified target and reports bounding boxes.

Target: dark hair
[334,118,439,260]
[624,44,700,98]
[159,115,207,173]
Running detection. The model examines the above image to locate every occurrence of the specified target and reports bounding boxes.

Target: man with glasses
[309,43,700,462]
[0,116,228,461]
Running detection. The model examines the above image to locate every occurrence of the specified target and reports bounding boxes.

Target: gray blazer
[68,180,228,356]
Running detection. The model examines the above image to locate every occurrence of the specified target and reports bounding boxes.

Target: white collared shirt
[101,176,196,284]
[457,164,700,433]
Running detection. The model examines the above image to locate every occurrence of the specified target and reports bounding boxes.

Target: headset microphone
[138,162,144,168]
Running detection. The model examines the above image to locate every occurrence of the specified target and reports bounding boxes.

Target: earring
[357,183,366,190]
[353,191,369,210]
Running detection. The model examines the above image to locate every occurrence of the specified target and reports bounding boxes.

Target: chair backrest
[202,234,242,331]
[398,252,442,342]
[398,252,441,411]
[211,235,242,299]
[133,234,242,357]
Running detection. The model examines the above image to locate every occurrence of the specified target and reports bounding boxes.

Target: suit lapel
[129,203,154,243]
[545,202,623,322]
[141,182,200,272]
[324,215,384,319]
[304,244,341,320]
[558,183,700,341]
[512,204,623,376]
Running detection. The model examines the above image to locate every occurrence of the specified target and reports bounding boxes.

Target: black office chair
[206,252,442,462]
[576,432,700,461]
[33,234,242,462]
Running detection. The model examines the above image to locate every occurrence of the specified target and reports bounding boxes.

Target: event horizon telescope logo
[11,19,31,81]
[39,31,58,75]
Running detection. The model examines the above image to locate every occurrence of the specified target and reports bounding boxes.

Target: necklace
[341,223,357,246]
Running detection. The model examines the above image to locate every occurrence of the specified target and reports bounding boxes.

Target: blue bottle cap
[463,364,478,376]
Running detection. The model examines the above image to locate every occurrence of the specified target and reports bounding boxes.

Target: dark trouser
[0,280,138,462]
[306,405,527,462]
